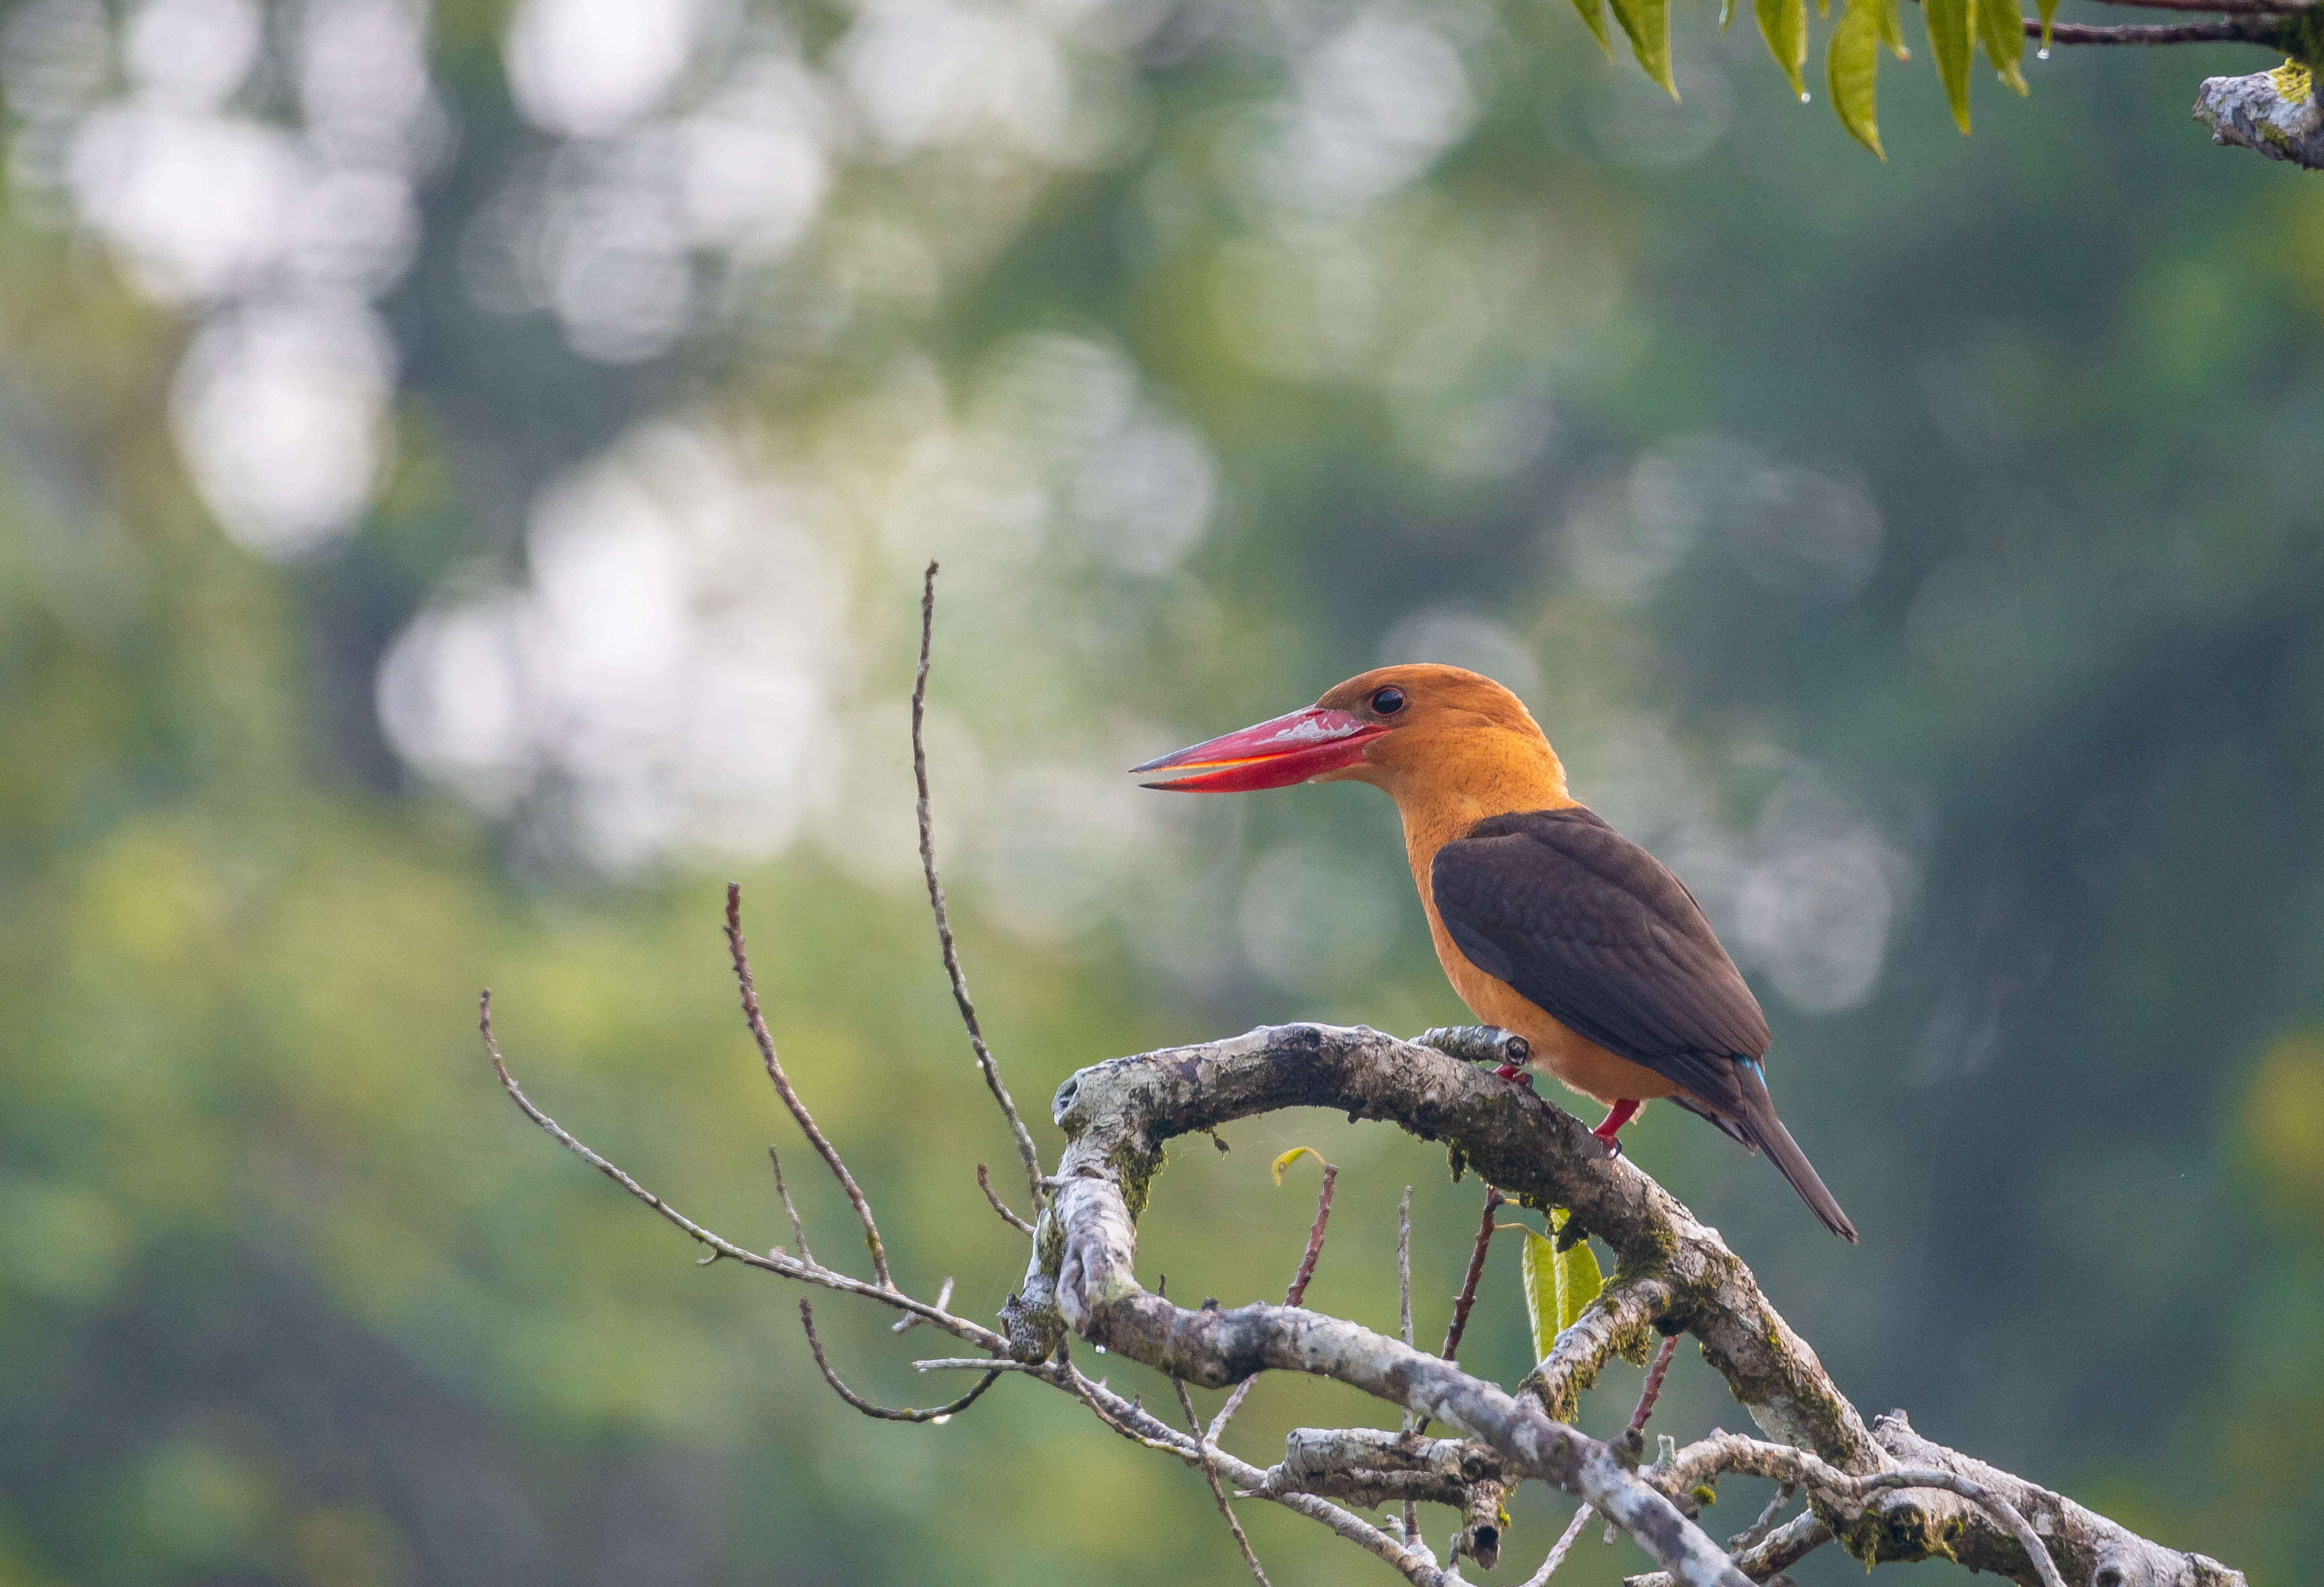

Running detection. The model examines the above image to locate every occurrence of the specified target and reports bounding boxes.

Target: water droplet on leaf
[2037,45,2049,57]
[1800,91,1811,103]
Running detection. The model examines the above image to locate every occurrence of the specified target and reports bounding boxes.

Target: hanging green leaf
[1755,0,1809,101]
[1977,0,2029,94]
[2034,0,2056,50]
[1877,0,1910,60]
[1607,0,1679,99]
[1520,1213,1604,1366]
[1828,0,1887,159]
[1568,0,1616,58]
[1925,0,1977,134]
[1719,0,1735,34]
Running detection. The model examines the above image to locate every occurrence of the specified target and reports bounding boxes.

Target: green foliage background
[1,1,2321,1583]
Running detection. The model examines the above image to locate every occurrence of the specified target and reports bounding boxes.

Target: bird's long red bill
[1132,706,1389,792]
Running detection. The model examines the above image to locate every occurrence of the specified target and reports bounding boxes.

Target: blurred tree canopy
[0,0,2320,1583]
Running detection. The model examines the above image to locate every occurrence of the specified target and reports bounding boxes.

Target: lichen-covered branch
[490,906,2246,1587]
[1012,1022,2245,1587]
[2195,61,2324,167]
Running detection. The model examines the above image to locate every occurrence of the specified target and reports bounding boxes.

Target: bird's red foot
[1591,1099,1640,1155]
[1493,1063,1535,1091]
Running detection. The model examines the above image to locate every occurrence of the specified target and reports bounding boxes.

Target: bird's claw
[1493,1063,1535,1092]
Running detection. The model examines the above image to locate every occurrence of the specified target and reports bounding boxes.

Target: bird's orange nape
[1131,705,1390,792]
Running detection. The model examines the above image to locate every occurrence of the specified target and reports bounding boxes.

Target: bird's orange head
[1132,663,1568,813]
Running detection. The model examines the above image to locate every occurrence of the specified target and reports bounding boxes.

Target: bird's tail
[1730,1061,1857,1244]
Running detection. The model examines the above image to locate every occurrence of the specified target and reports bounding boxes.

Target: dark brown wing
[1428,805,1768,1117]
[1432,807,1860,1241]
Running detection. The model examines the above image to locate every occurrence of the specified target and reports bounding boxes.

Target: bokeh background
[2,0,2320,1581]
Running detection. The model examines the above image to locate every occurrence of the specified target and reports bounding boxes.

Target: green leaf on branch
[1607,0,1679,99]
[1520,1212,1604,1365]
[1877,0,1910,59]
[1569,0,1616,59]
[1925,0,1977,133]
[1757,0,1809,100]
[1977,0,2030,95]
[2034,0,2056,49]
[1829,0,1887,159]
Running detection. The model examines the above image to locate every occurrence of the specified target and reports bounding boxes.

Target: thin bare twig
[914,561,1045,1214]
[1176,1378,1273,1586]
[1440,1187,1506,1365]
[1397,1185,1417,1545]
[481,991,1003,1350]
[2035,14,2282,40]
[768,1145,810,1263]
[1415,1184,1508,1442]
[1210,1158,1338,1444]
[1630,1336,1679,1438]
[978,1163,1037,1236]
[1527,1503,1595,1585]
[725,886,892,1289]
[800,1299,1000,1421]
[1899,0,2291,41]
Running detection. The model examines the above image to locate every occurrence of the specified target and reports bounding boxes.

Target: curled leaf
[1828,0,1887,158]
[1977,0,2029,94]
[1568,0,1615,58]
[1270,1146,1325,1186]
[1756,0,1808,101]
[1925,0,1976,134]
[1608,0,1678,99]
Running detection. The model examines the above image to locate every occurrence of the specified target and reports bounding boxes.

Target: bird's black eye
[1369,686,1406,716]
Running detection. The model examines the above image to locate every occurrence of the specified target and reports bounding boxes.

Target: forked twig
[726,885,892,1289]
[1209,1158,1337,1443]
[768,1144,810,1262]
[893,1277,955,1333]
[800,1298,1000,1421]
[479,991,1000,1349]
[915,561,1046,1214]
[1176,1377,1274,1586]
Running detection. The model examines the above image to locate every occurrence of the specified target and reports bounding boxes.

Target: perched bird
[1132,663,1857,1242]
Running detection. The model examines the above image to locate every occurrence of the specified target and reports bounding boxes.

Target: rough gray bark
[1004,1022,2245,1587]
[2194,63,2324,167]
[488,963,2248,1587]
